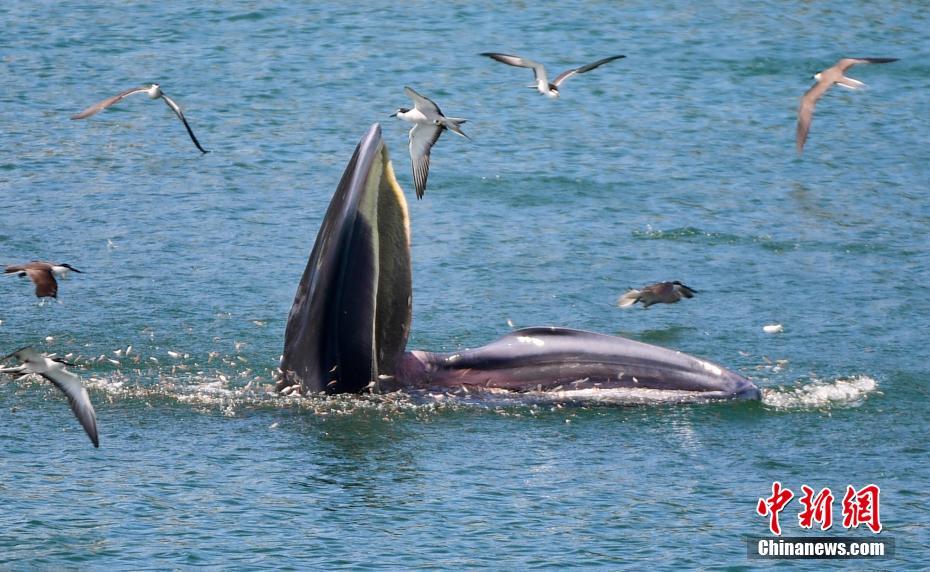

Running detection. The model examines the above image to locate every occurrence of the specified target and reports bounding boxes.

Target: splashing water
[9,349,880,419]
[761,375,879,410]
[75,370,759,416]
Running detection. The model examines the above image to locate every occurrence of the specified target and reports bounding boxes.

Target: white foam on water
[761,375,879,410]
[74,368,756,419]
[61,351,880,416]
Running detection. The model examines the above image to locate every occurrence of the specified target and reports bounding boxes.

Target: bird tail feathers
[442,119,471,140]
[617,290,641,308]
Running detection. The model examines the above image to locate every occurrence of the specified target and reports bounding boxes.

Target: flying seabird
[391,86,469,199]
[4,261,82,299]
[796,57,898,153]
[617,281,697,309]
[1,347,99,447]
[71,84,209,154]
[481,53,625,98]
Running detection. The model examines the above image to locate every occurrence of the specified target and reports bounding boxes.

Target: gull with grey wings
[72,83,209,154]
[796,57,898,153]
[4,261,82,299]
[1,347,99,448]
[391,86,469,199]
[481,53,625,98]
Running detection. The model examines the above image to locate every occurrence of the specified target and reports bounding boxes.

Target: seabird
[1,347,99,447]
[617,281,697,309]
[4,261,82,299]
[796,57,898,153]
[71,84,209,154]
[480,53,625,98]
[391,86,469,199]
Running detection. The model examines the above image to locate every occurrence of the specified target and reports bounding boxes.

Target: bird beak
[389,112,398,117]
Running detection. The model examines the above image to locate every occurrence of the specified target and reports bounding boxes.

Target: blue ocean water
[1,1,928,568]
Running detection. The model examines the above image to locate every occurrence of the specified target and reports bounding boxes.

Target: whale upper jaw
[280,124,760,402]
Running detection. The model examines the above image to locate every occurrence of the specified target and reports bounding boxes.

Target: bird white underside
[531,77,558,97]
[617,290,641,307]
[397,109,433,124]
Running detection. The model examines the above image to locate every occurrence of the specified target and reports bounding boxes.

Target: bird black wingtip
[1,346,32,361]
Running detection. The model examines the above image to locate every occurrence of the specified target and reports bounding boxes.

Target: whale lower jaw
[387,327,760,400]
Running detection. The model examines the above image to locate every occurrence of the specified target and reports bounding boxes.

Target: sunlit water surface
[1,1,928,568]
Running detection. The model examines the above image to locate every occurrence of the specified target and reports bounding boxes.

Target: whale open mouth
[279,124,760,402]
[279,124,411,394]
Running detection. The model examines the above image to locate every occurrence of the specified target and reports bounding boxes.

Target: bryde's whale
[278,124,760,402]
